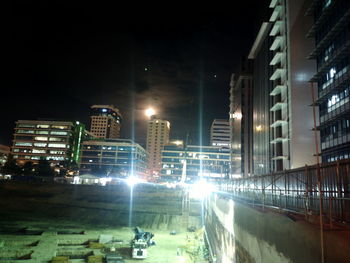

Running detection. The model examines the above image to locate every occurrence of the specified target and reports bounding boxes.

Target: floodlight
[126,176,139,187]
[189,179,216,199]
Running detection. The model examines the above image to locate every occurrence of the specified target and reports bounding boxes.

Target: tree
[22,161,34,176]
[1,154,20,175]
[36,158,54,177]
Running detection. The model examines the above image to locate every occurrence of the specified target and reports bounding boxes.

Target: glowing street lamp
[145,108,156,118]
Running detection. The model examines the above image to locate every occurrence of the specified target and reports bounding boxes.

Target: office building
[210,119,230,151]
[306,0,350,162]
[267,0,316,170]
[146,117,170,175]
[11,120,85,166]
[80,139,148,177]
[0,145,10,167]
[229,61,253,178]
[229,0,317,176]
[90,105,122,139]
[160,144,230,181]
[248,22,273,175]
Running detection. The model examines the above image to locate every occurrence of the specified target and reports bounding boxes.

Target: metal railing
[215,159,350,224]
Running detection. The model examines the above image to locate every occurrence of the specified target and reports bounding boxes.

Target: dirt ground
[0,181,207,263]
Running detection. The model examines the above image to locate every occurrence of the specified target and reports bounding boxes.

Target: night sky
[5,1,270,147]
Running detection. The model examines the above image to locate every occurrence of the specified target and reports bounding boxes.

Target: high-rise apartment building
[210,119,230,151]
[90,105,122,139]
[306,0,350,162]
[11,120,84,166]
[146,117,170,175]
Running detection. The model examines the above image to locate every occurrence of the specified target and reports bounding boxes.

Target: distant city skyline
[3,0,270,147]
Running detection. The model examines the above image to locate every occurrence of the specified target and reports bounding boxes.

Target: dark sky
[4,0,270,147]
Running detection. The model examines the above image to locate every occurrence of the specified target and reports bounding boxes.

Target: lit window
[35,136,48,141]
[49,137,64,142]
[48,143,66,148]
[51,131,68,135]
[36,130,49,134]
[328,95,339,107]
[17,130,34,134]
[15,142,32,146]
[37,124,50,129]
[34,143,47,147]
[52,125,68,129]
[18,124,35,128]
[50,150,65,154]
[32,149,46,154]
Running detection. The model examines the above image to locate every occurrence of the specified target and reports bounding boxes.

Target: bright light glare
[145,108,155,117]
[189,179,216,199]
[126,176,139,187]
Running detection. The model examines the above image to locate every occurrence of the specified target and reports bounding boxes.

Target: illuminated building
[79,139,148,177]
[11,120,84,165]
[0,145,10,167]
[248,22,273,175]
[266,0,317,170]
[90,105,122,139]
[229,60,253,178]
[160,144,230,181]
[146,117,170,175]
[210,119,230,151]
[306,0,350,162]
[234,0,317,176]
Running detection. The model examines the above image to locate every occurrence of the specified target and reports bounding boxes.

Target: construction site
[0,181,208,263]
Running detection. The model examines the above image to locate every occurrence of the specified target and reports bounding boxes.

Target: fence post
[335,160,343,221]
[304,165,309,221]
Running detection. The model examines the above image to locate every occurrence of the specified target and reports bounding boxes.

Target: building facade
[210,119,230,151]
[248,22,274,175]
[146,117,170,175]
[90,105,122,139]
[229,61,254,178]
[160,145,230,181]
[80,139,148,177]
[306,0,350,162]
[11,120,84,165]
[268,0,317,170]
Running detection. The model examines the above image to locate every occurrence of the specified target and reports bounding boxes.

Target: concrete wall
[205,194,350,263]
